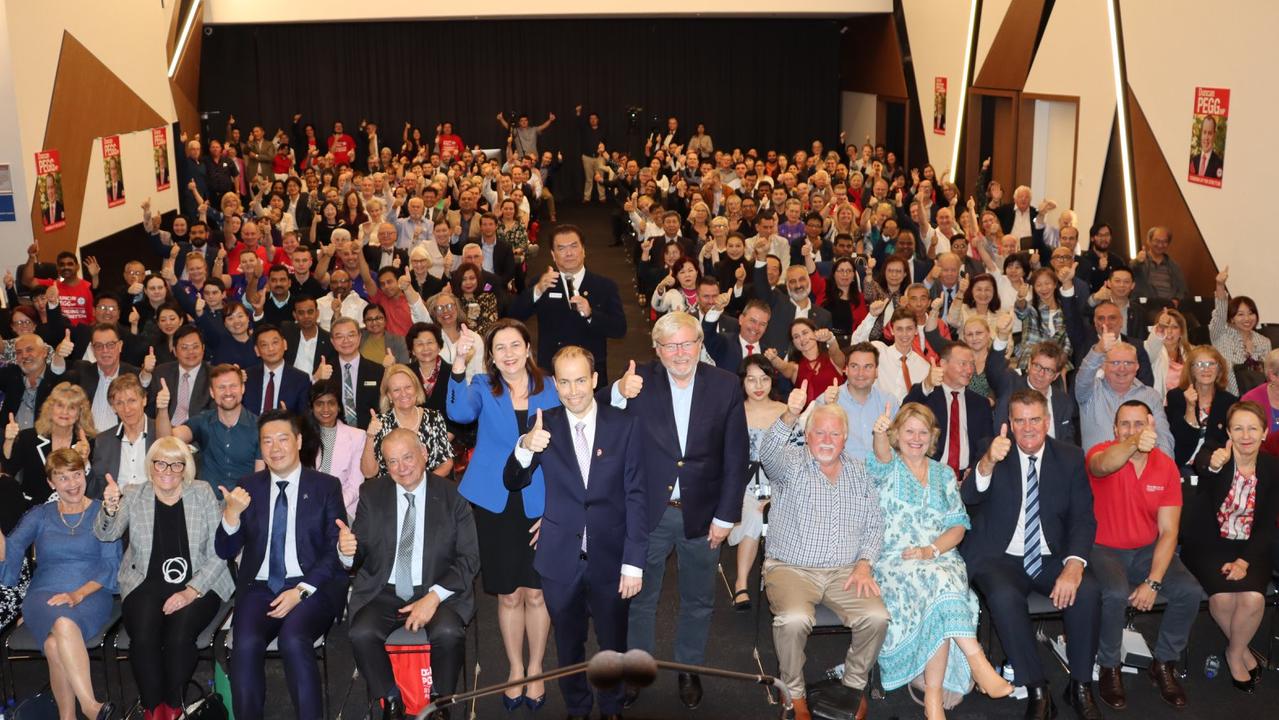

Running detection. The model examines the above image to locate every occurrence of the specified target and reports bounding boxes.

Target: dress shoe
[678,672,704,709]
[501,693,526,712]
[622,685,640,708]
[1023,685,1056,720]
[1097,666,1126,709]
[379,695,406,720]
[1148,659,1187,708]
[789,696,812,720]
[95,702,117,720]
[1063,680,1103,720]
[524,694,547,711]
[566,715,589,720]
[808,683,863,720]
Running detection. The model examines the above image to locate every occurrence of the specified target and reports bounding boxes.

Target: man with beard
[156,362,261,489]
[1076,223,1126,295]
[754,261,833,355]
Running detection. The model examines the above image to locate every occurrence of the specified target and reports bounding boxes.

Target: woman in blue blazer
[446,318,560,710]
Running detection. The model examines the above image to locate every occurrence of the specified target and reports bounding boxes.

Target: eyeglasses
[656,340,700,353]
[1106,360,1138,369]
[432,303,456,312]
[1193,361,1219,369]
[1029,362,1058,376]
[11,317,34,328]
[152,460,186,473]
[91,341,120,351]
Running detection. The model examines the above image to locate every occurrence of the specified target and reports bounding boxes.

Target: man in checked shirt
[758,381,887,720]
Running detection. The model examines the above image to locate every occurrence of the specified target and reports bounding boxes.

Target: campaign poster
[933,77,948,135]
[103,135,125,207]
[1188,87,1228,188]
[153,127,171,190]
[34,150,65,231]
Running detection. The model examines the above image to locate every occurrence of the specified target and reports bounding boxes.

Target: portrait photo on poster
[34,150,66,231]
[103,135,125,208]
[153,126,171,191]
[1188,86,1228,188]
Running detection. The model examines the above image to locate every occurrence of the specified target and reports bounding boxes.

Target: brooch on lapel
[596,449,603,457]
[302,493,309,501]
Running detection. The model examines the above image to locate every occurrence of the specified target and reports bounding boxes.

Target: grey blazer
[87,421,157,498]
[93,479,235,601]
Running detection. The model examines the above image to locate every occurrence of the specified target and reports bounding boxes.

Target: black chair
[1,597,123,703]
[106,598,234,704]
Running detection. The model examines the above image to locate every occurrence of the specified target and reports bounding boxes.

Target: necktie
[900,354,913,389]
[565,275,576,299]
[944,287,954,317]
[745,343,755,356]
[946,391,962,475]
[263,371,276,414]
[342,363,357,425]
[1023,456,1043,578]
[574,421,591,552]
[173,372,191,426]
[268,480,289,593]
[1200,153,1208,175]
[395,492,416,600]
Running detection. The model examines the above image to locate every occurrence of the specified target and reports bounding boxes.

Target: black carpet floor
[10,203,1279,719]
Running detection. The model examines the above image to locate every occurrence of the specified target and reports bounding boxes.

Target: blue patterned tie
[1023,456,1042,578]
[268,480,289,593]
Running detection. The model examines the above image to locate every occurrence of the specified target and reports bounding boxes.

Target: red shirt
[328,133,355,165]
[796,354,844,404]
[34,277,94,326]
[228,242,270,276]
[369,288,415,337]
[1086,441,1182,549]
[437,134,464,158]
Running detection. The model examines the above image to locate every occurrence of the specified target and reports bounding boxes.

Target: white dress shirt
[92,367,122,431]
[972,447,1086,566]
[116,420,150,488]
[220,465,317,594]
[937,384,970,469]
[871,342,931,402]
[293,331,318,375]
[259,362,285,411]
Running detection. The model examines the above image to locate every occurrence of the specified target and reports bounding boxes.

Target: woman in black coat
[1166,345,1236,472]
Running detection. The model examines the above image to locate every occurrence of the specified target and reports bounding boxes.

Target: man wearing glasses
[995,341,1079,445]
[51,322,141,431]
[1075,335,1172,455]
[607,311,749,710]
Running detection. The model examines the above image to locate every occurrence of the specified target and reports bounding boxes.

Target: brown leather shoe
[1097,666,1126,710]
[1148,659,1187,708]
[855,691,868,720]
[790,697,812,720]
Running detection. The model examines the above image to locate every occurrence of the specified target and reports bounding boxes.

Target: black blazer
[701,317,776,373]
[244,364,312,415]
[347,474,479,622]
[903,383,994,477]
[994,376,1079,447]
[87,421,157,497]
[0,365,59,425]
[507,270,627,384]
[959,437,1096,574]
[1165,387,1235,467]
[147,361,212,419]
[602,361,749,538]
[3,430,94,506]
[362,245,410,272]
[481,238,518,289]
[750,263,833,353]
[64,360,141,404]
[504,404,649,584]
[281,323,338,376]
[342,357,384,430]
[995,204,1038,235]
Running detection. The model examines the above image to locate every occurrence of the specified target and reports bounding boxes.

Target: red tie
[947,390,962,475]
[900,354,912,389]
[746,343,755,356]
[263,371,276,414]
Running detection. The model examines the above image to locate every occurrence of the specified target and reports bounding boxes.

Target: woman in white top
[427,290,485,379]
[1144,308,1192,400]
[729,355,787,610]
[1211,266,1271,396]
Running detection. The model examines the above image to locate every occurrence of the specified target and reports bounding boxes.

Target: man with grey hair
[996,184,1038,245]
[758,382,885,720]
[1131,226,1187,305]
[1076,336,1172,455]
[609,311,749,710]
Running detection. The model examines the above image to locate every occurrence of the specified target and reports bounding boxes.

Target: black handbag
[11,687,59,719]
[1234,360,1266,395]
[181,679,230,720]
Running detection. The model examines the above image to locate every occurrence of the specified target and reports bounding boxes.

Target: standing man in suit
[904,341,994,479]
[507,346,648,720]
[364,223,411,272]
[88,375,155,497]
[283,296,338,378]
[475,214,517,290]
[331,316,383,430]
[0,334,60,430]
[339,428,479,719]
[147,325,211,423]
[509,225,627,384]
[701,299,774,372]
[995,186,1039,246]
[995,341,1078,445]
[216,410,348,720]
[245,324,311,414]
[961,389,1102,720]
[609,312,749,709]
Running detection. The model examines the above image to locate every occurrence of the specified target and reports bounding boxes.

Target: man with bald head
[1076,337,1172,455]
[0,334,59,429]
[363,222,409,270]
[926,252,964,320]
[396,196,431,249]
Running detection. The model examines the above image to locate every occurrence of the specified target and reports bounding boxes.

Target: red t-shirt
[1086,441,1182,549]
[34,277,94,326]
[437,134,464,158]
[328,133,355,165]
[228,242,270,276]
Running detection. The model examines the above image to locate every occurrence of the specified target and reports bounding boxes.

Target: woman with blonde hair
[95,437,233,720]
[361,363,452,478]
[3,382,96,506]
[1145,308,1193,399]
[1167,345,1236,470]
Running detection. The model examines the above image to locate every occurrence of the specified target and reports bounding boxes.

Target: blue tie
[268,480,289,593]
[1023,456,1042,578]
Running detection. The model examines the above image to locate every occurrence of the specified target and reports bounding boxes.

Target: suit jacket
[903,383,994,476]
[215,468,349,607]
[151,358,210,412]
[479,237,518,289]
[993,376,1079,447]
[503,404,649,584]
[347,474,479,621]
[701,317,775,372]
[339,358,384,430]
[751,262,833,353]
[65,360,141,403]
[995,204,1038,236]
[362,245,410,272]
[959,437,1096,574]
[281,323,338,375]
[507,270,627,384]
[606,361,749,538]
[87,421,158,498]
[93,479,235,601]
[0,364,59,425]
[244,364,311,415]
[1189,151,1223,180]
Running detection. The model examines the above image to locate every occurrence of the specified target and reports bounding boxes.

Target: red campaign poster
[933,77,948,135]
[103,135,125,208]
[34,150,65,231]
[153,127,171,191]
[1188,87,1228,188]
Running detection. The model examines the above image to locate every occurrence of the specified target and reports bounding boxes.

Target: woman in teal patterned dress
[868,402,1012,718]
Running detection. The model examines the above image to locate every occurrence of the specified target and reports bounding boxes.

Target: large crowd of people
[0,107,1275,720]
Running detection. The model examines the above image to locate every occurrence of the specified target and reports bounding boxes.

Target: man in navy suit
[506,346,648,720]
[244,324,311,414]
[961,389,1102,720]
[215,410,349,720]
[904,341,994,480]
[701,299,775,372]
[608,312,749,709]
[995,341,1078,445]
[508,225,627,384]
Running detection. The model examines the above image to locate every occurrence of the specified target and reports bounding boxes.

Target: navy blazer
[504,404,649,584]
[701,317,776,372]
[606,361,749,538]
[507,269,627,384]
[994,376,1079,447]
[959,437,1096,574]
[244,364,311,415]
[215,468,349,607]
[903,383,994,476]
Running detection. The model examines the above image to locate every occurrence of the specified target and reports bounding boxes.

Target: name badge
[548,292,563,299]
[362,381,378,387]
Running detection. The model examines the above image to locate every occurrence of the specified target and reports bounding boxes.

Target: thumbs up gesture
[786,380,809,417]
[925,356,944,391]
[314,356,333,381]
[1210,440,1233,472]
[986,423,1012,464]
[521,408,551,452]
[103,474,122,514]
[143,347,157,374]
[1136,423,1158,454]
[218,484,253,521]
[821,379,842,406]
[156,378,171,409]
[365,409,383,438]
[618,360,644,400]
[4,413,19,442]
[56,330,74,359]
[872,401,894,436]
[336,519,358,557]
[74,426,90,460]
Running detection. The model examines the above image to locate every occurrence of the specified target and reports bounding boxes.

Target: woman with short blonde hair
[3,382,96,506]
[361,364,451,478]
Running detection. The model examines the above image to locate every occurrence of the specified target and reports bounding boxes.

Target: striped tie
[395,492,416,600]
[574,422,591,552]
[1023,455,1042,578]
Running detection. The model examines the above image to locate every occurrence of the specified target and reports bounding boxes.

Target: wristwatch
[1143,578,1162,592]
[296,586,313,600]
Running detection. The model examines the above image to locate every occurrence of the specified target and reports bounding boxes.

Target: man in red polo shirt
[22,244,94,326]
[1085,400,1202,710]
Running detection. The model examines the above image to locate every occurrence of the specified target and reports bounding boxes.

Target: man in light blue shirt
[822,342,900,461]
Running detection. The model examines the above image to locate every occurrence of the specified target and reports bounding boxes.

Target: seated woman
[765,319,845,405]
[1166,345,1236,474]
[361,364,452,479]
[1145,308,1192,400]
[1211,268,1271,396]
[868,403,1012,717]
[306,380,365,520]
[358,304,408,367]
[94,437,234,720]
[1185,401,1279,692]
[729,355,787,610]
[1239,348,1279,434]
[0,448,121,720]
[450,262,500,337]
[3,382,96,506]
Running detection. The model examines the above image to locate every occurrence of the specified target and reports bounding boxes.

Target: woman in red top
[812,256,867,342]
[764,318,845,404]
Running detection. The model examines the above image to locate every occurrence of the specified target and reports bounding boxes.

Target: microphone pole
[415,661,589,719]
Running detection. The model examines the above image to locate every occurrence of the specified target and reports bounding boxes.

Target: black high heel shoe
[524,694,547,711]
[94,701,117,720]
[1231,674,1257,693]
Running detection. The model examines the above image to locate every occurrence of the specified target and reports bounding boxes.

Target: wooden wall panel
[170,10,204,143]
[973,0,1045,91]
[841,14,909,98]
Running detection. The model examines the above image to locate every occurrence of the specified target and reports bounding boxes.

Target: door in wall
[1025,97,1080,226]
